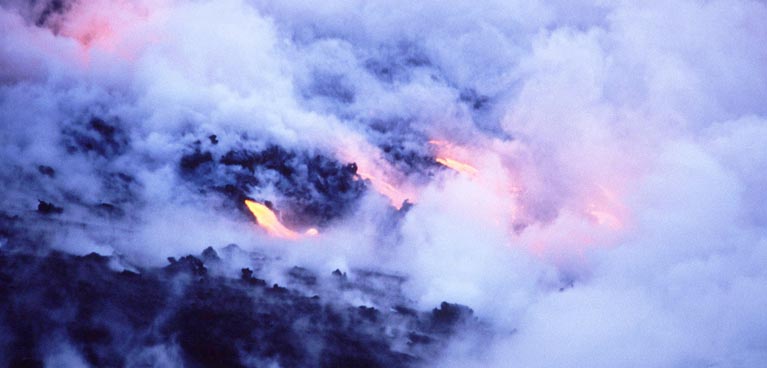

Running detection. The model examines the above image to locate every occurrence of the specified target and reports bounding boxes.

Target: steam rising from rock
[1,0,766,366]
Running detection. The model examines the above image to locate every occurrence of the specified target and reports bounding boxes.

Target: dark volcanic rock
[165,255,208,276]
[429,302,475,334]
[0,248,480,368]
[179,144,367,228]
[180,149,214,173]
[36,200,63,215]
[364,43,431,84]
[288,266,318,286]
[0,251,167,368]
[307,72,356,104]
[459,88,490,111]
[380,140,441,177]
[62,117,129,159]
[37,165,55,178]
[93,202,125,218]
[34,0,74,27]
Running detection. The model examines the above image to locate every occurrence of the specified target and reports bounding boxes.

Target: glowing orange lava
[435,157,479,177]
[429,140,480,177]
[357,171,411,209]
[244,200,300,239]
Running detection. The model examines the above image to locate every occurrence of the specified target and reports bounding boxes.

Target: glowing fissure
[430,140,480,177]
[244,199,317,240]
[336,146,413,209]
[435,157,479,177]
[356,170,411,209]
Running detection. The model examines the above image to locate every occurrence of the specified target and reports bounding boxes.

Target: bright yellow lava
[436,157,479,177]
[244,200,300,239]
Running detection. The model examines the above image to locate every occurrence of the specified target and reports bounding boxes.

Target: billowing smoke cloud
[1,0,766,366]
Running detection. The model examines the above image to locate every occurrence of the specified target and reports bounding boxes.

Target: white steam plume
[1,0,766,366]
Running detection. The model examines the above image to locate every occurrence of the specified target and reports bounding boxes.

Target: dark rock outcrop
[0,248,480,368]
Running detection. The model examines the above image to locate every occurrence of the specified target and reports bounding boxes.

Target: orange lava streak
[429,140,480,177]
[435,157,479,177]
[357,171,410,209]
[244,200,300,239]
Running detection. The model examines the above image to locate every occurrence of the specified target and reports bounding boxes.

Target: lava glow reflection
[53,0,154,65]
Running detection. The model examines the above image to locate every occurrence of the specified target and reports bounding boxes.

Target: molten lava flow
[429,140,480,177]
[356,170,411,209]
[435,157,479,177]
[244,200,300,240]
[336,145,414,209]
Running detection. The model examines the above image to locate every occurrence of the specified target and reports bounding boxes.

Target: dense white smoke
[1,0,766,366]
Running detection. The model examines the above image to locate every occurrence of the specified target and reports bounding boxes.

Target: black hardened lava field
[0,246,478,368]
[0,125,475,367]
